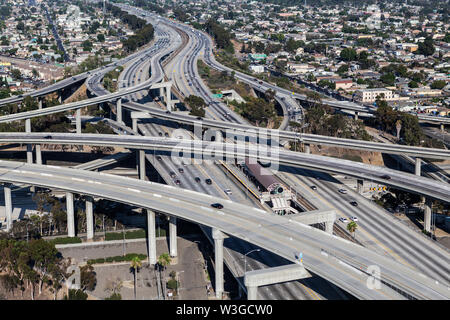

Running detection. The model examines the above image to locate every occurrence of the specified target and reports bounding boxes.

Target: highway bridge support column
[76,109,81,134]
[169,216,177,258]
[147,210,157,265]
[85,196,94,240]
[304,143,310,154]
[165,83,172,111]
[116,98,122,124]
[424,198,432,233]
[139,150,146,180]
[25,119,33,164]
[35,145,42,165]
[212,228,226,299]
[357,179,364,194]
[415,158,422,176]
[3,183,12,232]
[66,192,75,237]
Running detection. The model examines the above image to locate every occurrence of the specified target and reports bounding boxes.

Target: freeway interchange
[0,3,448,301]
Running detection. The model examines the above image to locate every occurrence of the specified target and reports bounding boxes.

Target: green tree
[130,256,142,300]
[347,221,358,239]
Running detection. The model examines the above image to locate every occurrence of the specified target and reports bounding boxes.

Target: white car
[339,217,348,223]
[350,216,358,222]
[338,188,347,194]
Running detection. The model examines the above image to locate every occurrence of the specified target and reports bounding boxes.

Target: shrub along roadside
[87,253,147,265]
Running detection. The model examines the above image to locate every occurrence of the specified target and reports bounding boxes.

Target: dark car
[211,203,223,209]
[195,177,201,183]
[350,201,358,207]
[169,171,177,178]
[380,174,391,180]
[205,179,212,185]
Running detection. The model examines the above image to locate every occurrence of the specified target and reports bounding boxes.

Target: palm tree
[130,256,142,300]
[157,253,172,299]
[347,221,358,239]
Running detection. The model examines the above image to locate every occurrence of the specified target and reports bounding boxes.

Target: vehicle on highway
[338,217,348,223]
[169,171,177,178]
[205,178,212,185]
[224,189,232,195]
[350,201,358,207]
[211,203,223,209]
[350,216,358,222]
[338,188,347,194]
[380,174,391,180]
[195,177,201,183]
[310,185,317,190]
[178,168,184,173]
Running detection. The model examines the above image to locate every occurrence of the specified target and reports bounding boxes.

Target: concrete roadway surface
[106,20,337,300]
[277,166,450,287]
[2,132,449,203]
[0,160,449,299]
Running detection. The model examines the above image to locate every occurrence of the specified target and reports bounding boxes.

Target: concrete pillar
[304,143,310,154]
[132,118,138,132]
[424,198,432,233]
[247,285,258,300]
[325,221,333,234]
[212,228,225,299]
[147,209,157,265]
[116,98,122,124]
[357,179,364,194]
[4,184,12,232]
[25,118,33,164]
[169,216,177,257]
[85,196,94,240]
[354,111,359,121]
[76,108,81,134]
[66,192,75,237]
[415,157,421,176]
[139,150,146,180]
[165,84,172,111]
[35,145,42,165]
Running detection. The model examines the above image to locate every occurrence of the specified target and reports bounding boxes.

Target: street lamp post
[244,249,261,275]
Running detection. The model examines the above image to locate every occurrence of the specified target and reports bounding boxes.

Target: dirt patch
[311,145,385,166]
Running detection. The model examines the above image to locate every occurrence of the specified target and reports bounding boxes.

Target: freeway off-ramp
[0,159,448,300]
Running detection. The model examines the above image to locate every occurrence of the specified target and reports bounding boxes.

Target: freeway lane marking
[40,173,53,177]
